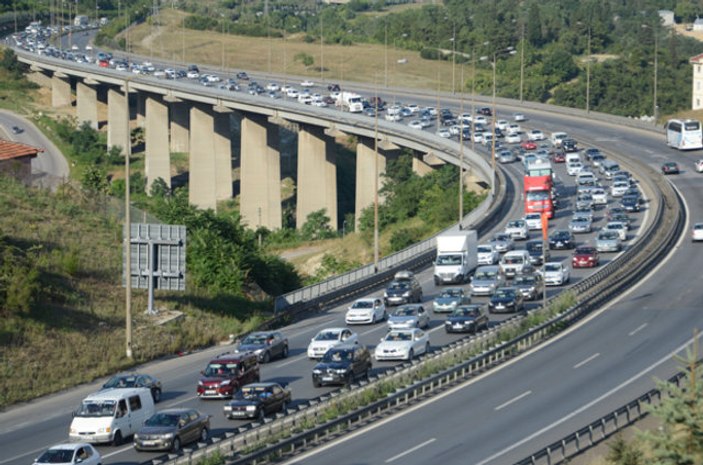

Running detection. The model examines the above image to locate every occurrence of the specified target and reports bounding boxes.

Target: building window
[698,98,701,108]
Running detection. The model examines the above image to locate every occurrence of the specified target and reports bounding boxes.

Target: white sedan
[477,243,500,265]
[504,219,529,240]
[542,262,570,286]
[301,79,315,87]
[604,221,628,241]
[505,132,522,144]
[374,328,430,361]
[513,112,527,122]
[345,298,386,325]
[527,129,546,141]
[33,443,102,465]
[693,223,703,241]
[307,328,359,359]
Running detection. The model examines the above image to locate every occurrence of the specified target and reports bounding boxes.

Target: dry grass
[122,8,463,93]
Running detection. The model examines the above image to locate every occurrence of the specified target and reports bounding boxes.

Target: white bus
[666,119,703,150]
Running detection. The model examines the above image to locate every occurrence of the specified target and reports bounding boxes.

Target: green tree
[606,434,644,465]
[80,165,109,195]
[294,52,314,68]
[639,347,703,464]
[300,209,334,241]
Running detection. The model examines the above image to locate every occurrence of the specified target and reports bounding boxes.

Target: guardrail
[138,135,683,465]
[513,361,694,465]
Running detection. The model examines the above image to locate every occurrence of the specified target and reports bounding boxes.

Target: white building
[658,10,675,27]
[693,17,703,31]
[690,53,703,109]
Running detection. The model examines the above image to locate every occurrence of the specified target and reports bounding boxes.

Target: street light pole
[520,22,525,102]
[458,63,465,225]
[653,27,658,123]
[586,26,591,113]
[491,52,497,193]
[124,78,133,360]
[451,24,456,94]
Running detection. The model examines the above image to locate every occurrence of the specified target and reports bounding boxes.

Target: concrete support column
[76,80,98,129]
[144,94,171,193]
[51,74,71,107]
[27,70,52,88]
[214,110,233,201]
[240,113,281,230]
[136,92,146,127]
[297,124,337,230]
[412,155,433,176]
[169,101,190,153]
[107,87,129,154]
[189,104,218,210]
[355,137,387,229]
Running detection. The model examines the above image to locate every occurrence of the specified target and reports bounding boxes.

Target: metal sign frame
[123,223,187,315]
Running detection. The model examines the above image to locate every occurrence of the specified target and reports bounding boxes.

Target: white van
[499,250,533,278]
[550,132,568,147]
[69,388,155,446]
[565,153,581,165]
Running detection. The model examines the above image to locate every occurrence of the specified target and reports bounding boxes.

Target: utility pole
[586,26,591,113]
[124,79,133,359]
[520,22,525,102]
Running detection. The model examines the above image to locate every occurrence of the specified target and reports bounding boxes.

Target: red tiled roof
[690,53,703,63]
[0,138,43,161]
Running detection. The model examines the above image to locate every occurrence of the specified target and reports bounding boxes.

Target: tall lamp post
[642,23,659,123]
[586,25,591,113]
[458,62,465,225]
[450,24,456,94]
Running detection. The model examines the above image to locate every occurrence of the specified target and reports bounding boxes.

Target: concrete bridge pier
[51,73,72,107]
[296,124,337,230]
[76,79,99,129]
[239,112,282,230]
[107,87,130,154]
[412,152,434,176]
[355,137,391,229]
[144,93,171,193]
[213,108,233,202]
[169,101,190,154]
[188,104,219,210]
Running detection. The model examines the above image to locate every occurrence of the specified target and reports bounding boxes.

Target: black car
[488,287,525,314]
[548,230,576,250]
[525,240,550,266]
[312,346,372,387]
[661,162,680,175]
[223,382,291,420]
[328,83,341,92]
[512,273,544,301]
[133,408,210,452]
[477,106,492,116]
[11,126,23,134]
[583,148,601,161]
[236,71,249,80]
[235,331,289,363]
[562,138,578,153]
[102,373,162,403]
[384,270,423,306]
[620,194,641,212]
[444,304,489,334]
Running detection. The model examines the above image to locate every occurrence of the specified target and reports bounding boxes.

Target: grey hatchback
[134,408,210,452]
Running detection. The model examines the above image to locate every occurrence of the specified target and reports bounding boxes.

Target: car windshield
[544,264,561,272]
[387,282,409,291]
[599,232,619,240]
[493,234,510,242]
[144,413,180,427]
[242,334,270,345]
[475,271,497,280]
[514,275,536,285]
[352,301,374,309]
[76,400,116,417]
[494,289,514,298]
[575,247,595,254]
[204,362,238,377]
[502,256,522,264]
[385,332,413,341]
[393,307,416,317]
[103,375,138,388]
[507,221,523,228]
[238,386,273,399]
[440,289,462,298]
[527,191,550,201]
[436,254,462,265]
[315,331,340,341]
[322,349,353,362]
[478,246,493,253]
[37,450,75,463]
[454,307,479,317]
[526,242,542,253]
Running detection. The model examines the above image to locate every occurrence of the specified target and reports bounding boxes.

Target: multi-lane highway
[1,33,699,465]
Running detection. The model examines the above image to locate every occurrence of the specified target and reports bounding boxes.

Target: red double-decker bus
[524,158,554,219]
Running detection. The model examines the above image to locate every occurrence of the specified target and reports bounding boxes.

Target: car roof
[83,387,151,401]
[157,408,197,415]
[47,443,92,451]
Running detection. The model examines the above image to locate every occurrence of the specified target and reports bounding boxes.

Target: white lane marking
[474,336,699,465]
[629,323,648,337]
[278,353,309,367]
[361,325,386,336]
[385,438,437,463]
[166,394,198,406]
[0,445,51,465]
[102,445,136,458]
[494,390,532,411]
[573,353,600,369]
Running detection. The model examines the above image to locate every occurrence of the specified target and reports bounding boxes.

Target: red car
[661,162,680,175]
[572,246,599,268]
[521,140,537,151]
[553,151,566,163]
[196,353,260,399]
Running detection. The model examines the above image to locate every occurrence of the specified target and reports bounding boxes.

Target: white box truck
[336,92,364,113]
[434,229,478,285]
